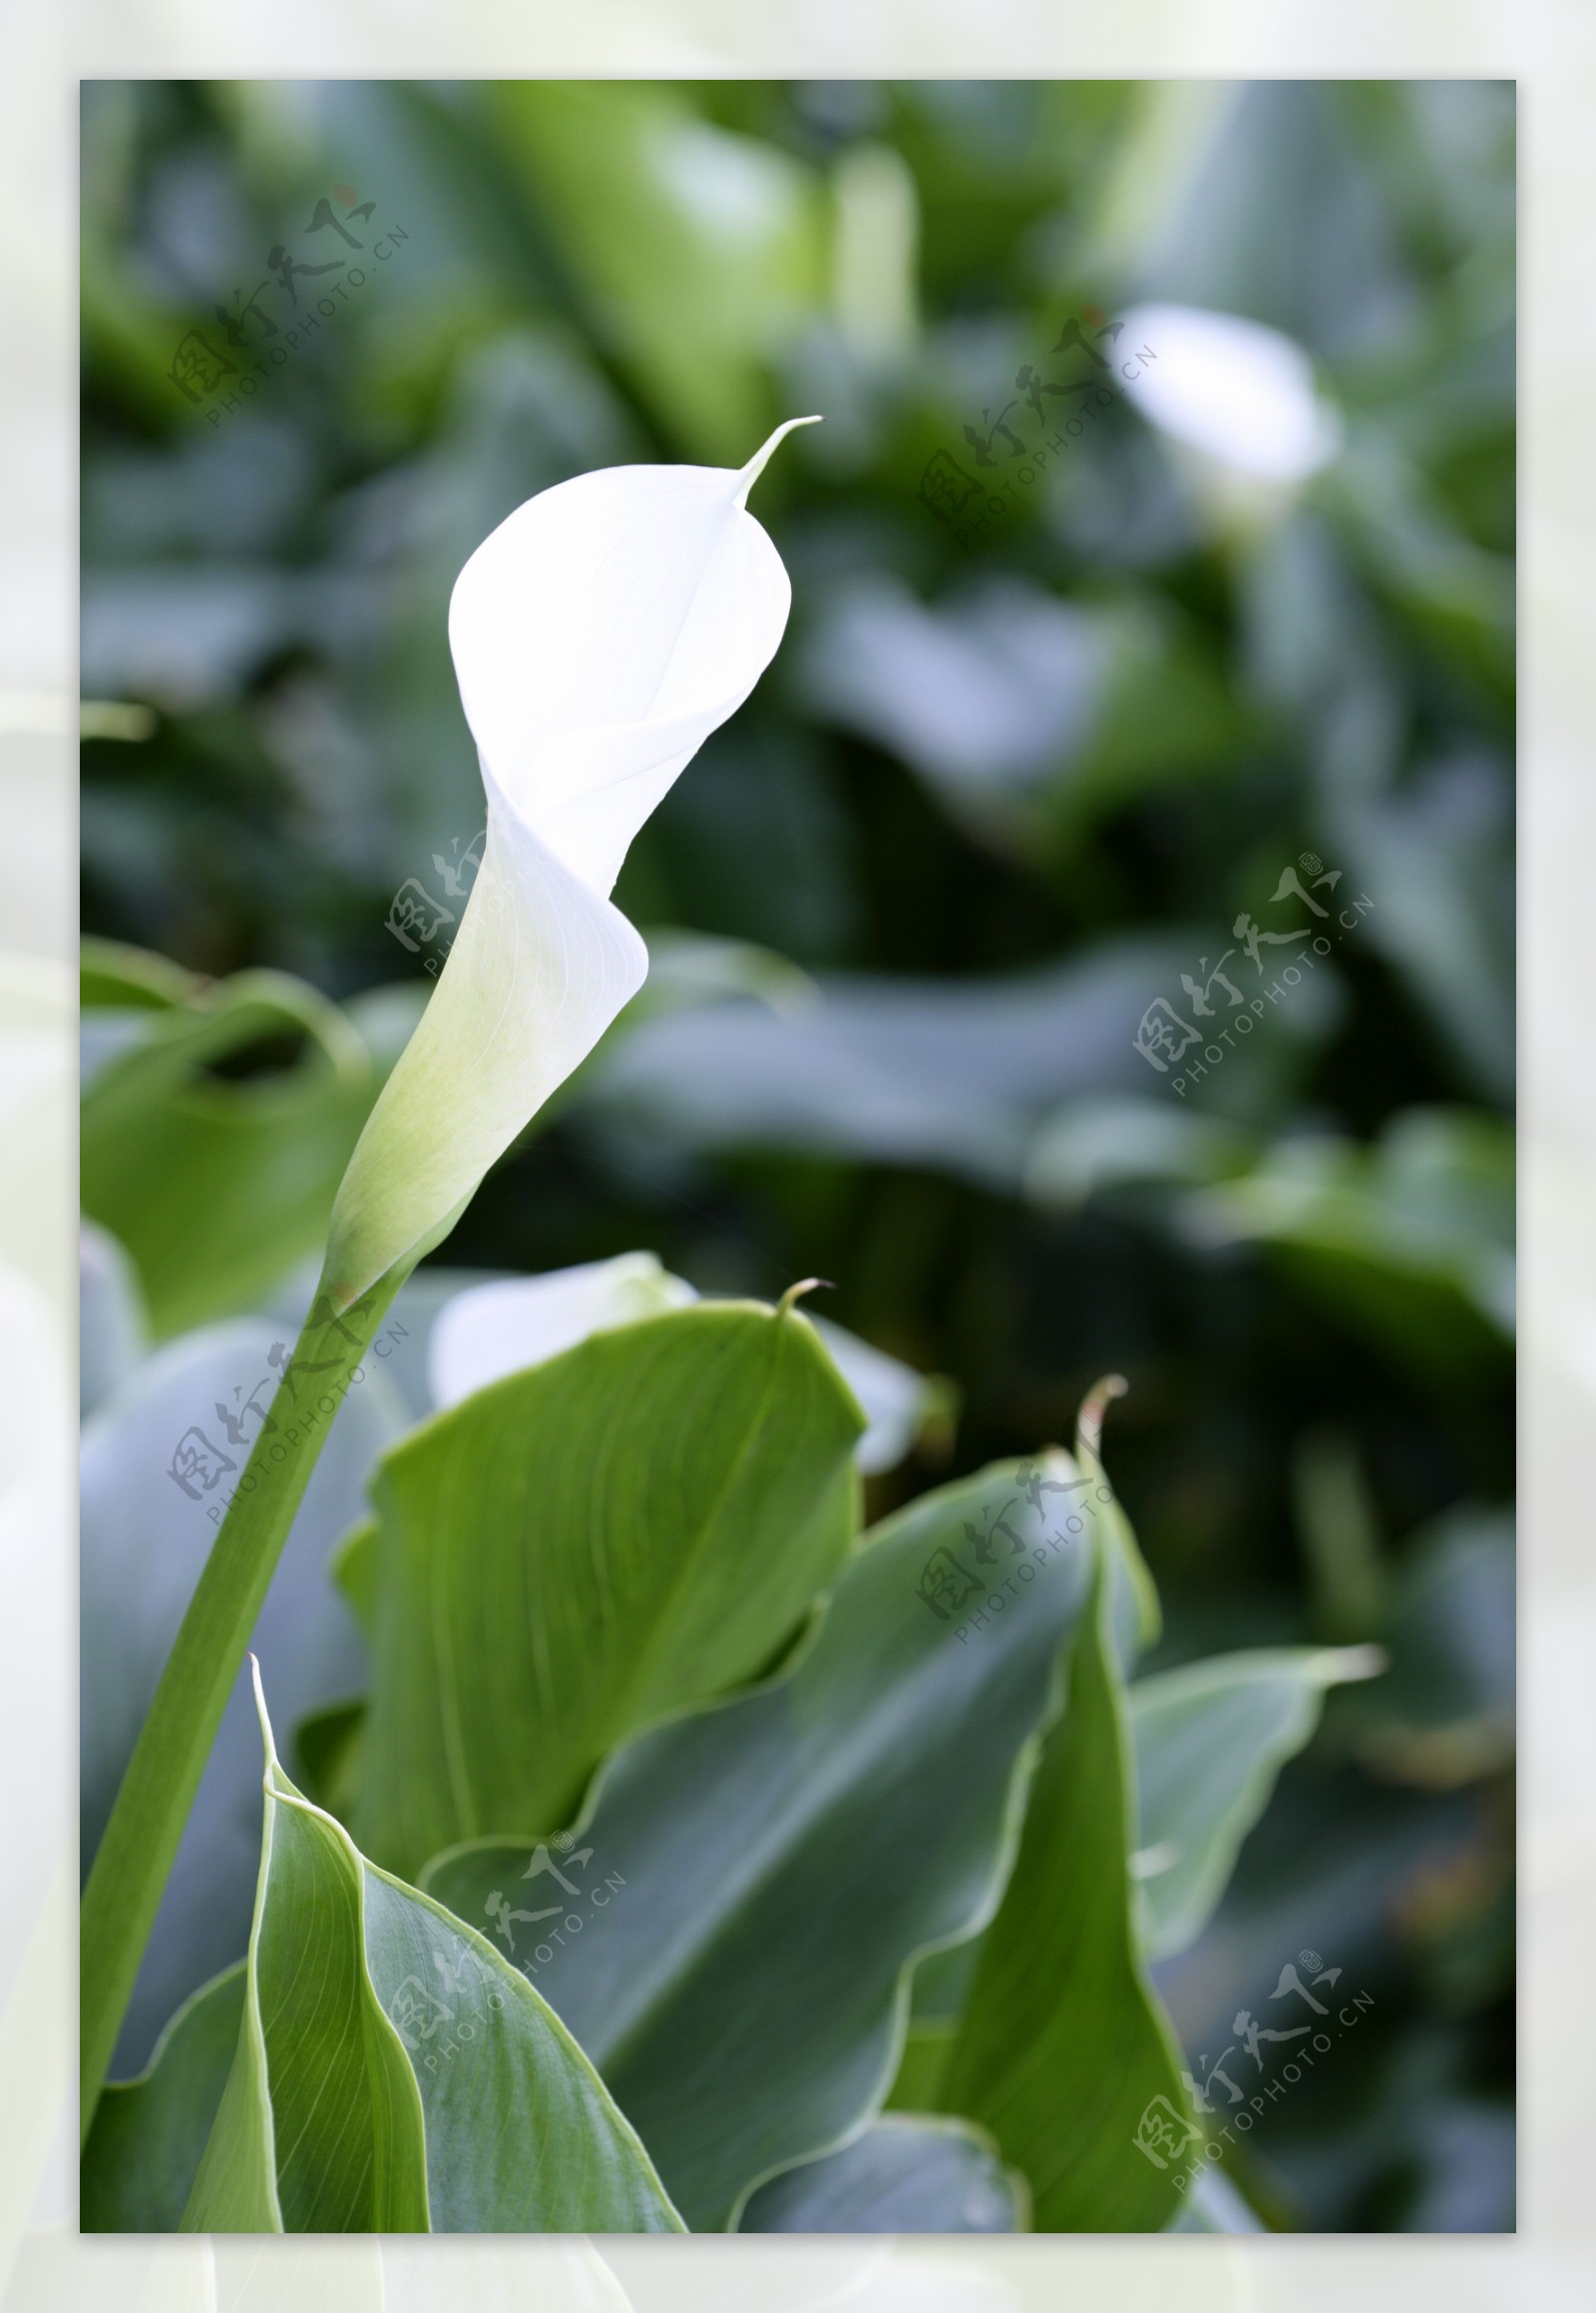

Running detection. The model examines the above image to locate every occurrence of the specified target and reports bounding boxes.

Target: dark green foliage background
[81,78,1514,2230]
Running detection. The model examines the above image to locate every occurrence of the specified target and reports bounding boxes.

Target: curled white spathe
[323,420,819,1307]
[1117,304,1342,485]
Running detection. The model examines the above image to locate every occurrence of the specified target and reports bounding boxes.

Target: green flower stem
[79,1268,406,2143]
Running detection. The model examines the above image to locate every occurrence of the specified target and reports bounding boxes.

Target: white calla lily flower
[428,1257,931,1475]
[1117,303,1342,485]
[323,419,820,1309]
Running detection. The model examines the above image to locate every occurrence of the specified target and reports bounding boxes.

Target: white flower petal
[1118,304,1342,484]
[323,420,818,1307]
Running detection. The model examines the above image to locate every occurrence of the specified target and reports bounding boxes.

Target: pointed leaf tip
[777,1276,832,1318]
[1078,1372,1129,1458]
[246,1655,280,1773]
[737,415,823,504]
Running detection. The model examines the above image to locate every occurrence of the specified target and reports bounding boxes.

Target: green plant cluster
[81,77,1514,2228]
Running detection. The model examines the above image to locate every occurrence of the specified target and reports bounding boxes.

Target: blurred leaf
[423,1459,1093,2230]
[1184,1109,1513,1382]
[81,935,200,1010]
[738,2117,1022,2232]
[351,1302,863,1878]
[494,82,827,461]
[1129,1645,1385,1960]
[582,937,1215,1187]
[936,1556,1191,2230]
[800,577,1247,864]
[80,957,380,1337]
[177,1669,683,2231]
[1351,1507,1514,1786]
[80,1220,149,1418]
[1024,1094,1254,1205]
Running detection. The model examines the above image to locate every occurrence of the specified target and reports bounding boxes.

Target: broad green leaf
[181,1666,682,2232]
[80,959,379,1337]
[936,1555,1194,2231]
[425,1253,940,1476]
[738,2118,1022,2233]
[82,1965,245,2231]
[424,1458,1094,2230]
[1129,1644,1384,1960]
[352,1300,863,1878]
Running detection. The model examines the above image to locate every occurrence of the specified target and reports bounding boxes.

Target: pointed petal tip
[737,415,824,504]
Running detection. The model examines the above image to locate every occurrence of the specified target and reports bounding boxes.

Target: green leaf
[82,1965,245,2231]
[352,1300,863,1878]
[738,2117,1023,2233]
[177,1666,683,2232]
[1184,1109,1514,1385]
[80,961,379,1338]
[1129,1644,1385,1960]
[493,83,825,462]
[884,2021,957,2114]
[936,1554,1194,2231]
[424,1458,1094,2230]
[81,935,202,1012]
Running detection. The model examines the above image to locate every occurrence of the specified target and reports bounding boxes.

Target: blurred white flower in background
[1116,302,1343,516]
